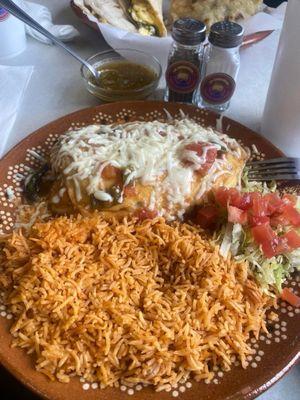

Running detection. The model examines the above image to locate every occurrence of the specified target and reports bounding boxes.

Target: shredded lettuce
[231,223,244,256]
[242,167,277,194]
[296,196,300,212]
[218,222,294,294]
[287,248,300,271]
[216,171,300,293]
[219,223,233,258]
[254,259,289,293]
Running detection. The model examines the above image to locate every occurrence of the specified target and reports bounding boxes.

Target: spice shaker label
[0,8,9,22]
[200,73,236,104]
[166,61,200,94]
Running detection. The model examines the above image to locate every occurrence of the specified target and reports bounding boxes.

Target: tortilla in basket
[169,0,263,28]
[73,0,138,32]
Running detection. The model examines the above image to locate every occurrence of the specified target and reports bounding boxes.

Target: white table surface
[0,0,299,399]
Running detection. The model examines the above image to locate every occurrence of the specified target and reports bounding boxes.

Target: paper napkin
[0,65,33,158]
[21,1,79,44]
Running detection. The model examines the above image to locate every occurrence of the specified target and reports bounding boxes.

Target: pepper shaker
[199,21,244,112]
[164,18,206,105]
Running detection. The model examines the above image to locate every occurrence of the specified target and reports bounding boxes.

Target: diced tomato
[214,187,251,210]
[282,193,297,205]
[273,237,290,255]
[183,142,217,175]
[227,205,248,225]
[282,230,300,250]
[281,287,300,307]
[203,147,217,165]
[194,205,219,229]
[228,189,251,210]
[251,223,282,258]
[248,191,260,203]
[251,223,273,249]
[214,187,236,207]
[270,213,287,227]
[250,223,299,257]
[214,187,231,207]
[247,193,277,225]
[123,184,136,198]
[251,193,269,217]
[210,186,300,256]
[101,165,122,181]
[263,193,283,215]
[215,188,299,225]
[262,239,283,259]
[281,204,300,227]
[234,192,252,211]
[134,208,158,221]
[249,192,286,220]
[248,215,270,227]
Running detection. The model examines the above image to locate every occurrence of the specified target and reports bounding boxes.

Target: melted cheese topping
[50,119,245,218]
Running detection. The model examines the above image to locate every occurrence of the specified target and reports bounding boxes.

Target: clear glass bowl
[81,49,162,102]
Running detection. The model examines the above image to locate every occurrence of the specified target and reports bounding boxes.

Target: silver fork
[247,157,300,181]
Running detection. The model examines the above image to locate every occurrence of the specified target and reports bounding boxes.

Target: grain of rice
[0,213,275,389]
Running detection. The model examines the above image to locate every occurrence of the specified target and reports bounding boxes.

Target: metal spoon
[0,0,100,80]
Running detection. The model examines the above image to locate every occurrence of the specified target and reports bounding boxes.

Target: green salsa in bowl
[81,49,162,102]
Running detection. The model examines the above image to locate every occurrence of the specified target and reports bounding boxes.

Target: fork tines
[247,157,300,181]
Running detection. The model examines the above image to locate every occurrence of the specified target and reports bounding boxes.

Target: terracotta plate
[0,101,299,400]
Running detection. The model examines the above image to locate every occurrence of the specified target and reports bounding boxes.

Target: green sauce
[90,61,157,91]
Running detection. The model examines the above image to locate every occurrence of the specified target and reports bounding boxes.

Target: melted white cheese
[94,190,113,202]
[149,191,156,210]
[5,187,15,201]
[50,119,242,212]
[59,187,66,197]
[51,195,60,204]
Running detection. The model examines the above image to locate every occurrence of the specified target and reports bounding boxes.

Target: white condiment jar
[0,1,26,60]
[198,21,244,112]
